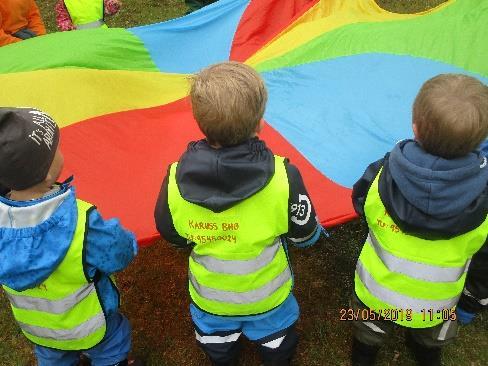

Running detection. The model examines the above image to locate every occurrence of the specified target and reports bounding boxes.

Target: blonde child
[155,62,324,366]
[350,74,488,366]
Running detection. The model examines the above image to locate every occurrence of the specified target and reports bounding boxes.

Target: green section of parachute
[0,28,158,74]
[256,0,488,77]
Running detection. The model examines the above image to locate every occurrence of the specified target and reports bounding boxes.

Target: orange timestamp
[340,308,413,322]
[339,308,457,322]
[421,308,457,322]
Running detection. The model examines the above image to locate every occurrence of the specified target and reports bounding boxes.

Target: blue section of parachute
[130,0,250,74]
[262,53,488,188]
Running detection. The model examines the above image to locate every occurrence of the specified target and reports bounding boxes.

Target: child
[154,62,323,366]
[55,0,120,31]
[0,108,141,366]
[350,74,488,366]
[0,0,46,47]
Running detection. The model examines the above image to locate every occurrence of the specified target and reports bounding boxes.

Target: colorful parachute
[0,0,487,245]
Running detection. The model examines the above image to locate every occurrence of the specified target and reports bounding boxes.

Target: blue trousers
[191,294,300,364]
[34,312,131,366]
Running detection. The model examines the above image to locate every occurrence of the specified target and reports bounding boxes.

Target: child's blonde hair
[413,74,488,158]
[190,62,267,147]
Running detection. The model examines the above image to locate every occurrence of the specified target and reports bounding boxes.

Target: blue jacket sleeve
[84,209,138,279]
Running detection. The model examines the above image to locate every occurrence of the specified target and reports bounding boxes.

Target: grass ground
[38,0,188,32]
[1,0,486,365]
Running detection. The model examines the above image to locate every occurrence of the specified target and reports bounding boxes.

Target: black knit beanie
[0,107,60,190]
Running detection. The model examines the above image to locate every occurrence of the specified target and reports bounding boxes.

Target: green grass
[2,0,487,365]
[37,0,450,33]
[38,0,188,33]
[2,221,486,365]
[376,0,448,13]
[0,294,34,365]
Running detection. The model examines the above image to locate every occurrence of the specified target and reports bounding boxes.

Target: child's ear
[412,123,419,140]
[44,171,54,185]
[256,119,265,134]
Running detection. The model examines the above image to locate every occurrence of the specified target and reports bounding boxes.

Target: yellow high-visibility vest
[355,169,488,328]
[64,0,107,30]
[168,156,292,316]
[3,199,106,350]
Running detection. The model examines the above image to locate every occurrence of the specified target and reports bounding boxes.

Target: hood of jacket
[0,188,77,291]
[176,138,275,212]
[389,140,488,217]
[379,140,488,238]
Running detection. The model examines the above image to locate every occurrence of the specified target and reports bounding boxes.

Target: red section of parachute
[230,0,319,62]
[60,97,354,246]
[60,98,202,246]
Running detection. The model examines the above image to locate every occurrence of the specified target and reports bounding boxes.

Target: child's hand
[456,307,475,325]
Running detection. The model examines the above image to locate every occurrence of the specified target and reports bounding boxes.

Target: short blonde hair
[190,62,267,147]
[413,74,488,158]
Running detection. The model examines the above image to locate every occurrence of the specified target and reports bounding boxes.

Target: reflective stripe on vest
[64,0,105,29]
[189,266,292,304]
[5,282,96,314]
[355,168,488,328]
[366,231,467,283]
[18,312,105,341]
[191,238,282,275]
[167,155,292,316]
[2,199,107,350]
[76,20,105,29]
[356,260,459,314]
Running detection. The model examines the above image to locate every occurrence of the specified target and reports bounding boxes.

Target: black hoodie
[155,138,321,249]
[352,140,488,313]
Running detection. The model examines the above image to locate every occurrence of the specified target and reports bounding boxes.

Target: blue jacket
[0,179,137,315]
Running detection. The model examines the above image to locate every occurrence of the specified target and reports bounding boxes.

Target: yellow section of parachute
[246,0,453,67]
[0,69,190,127]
